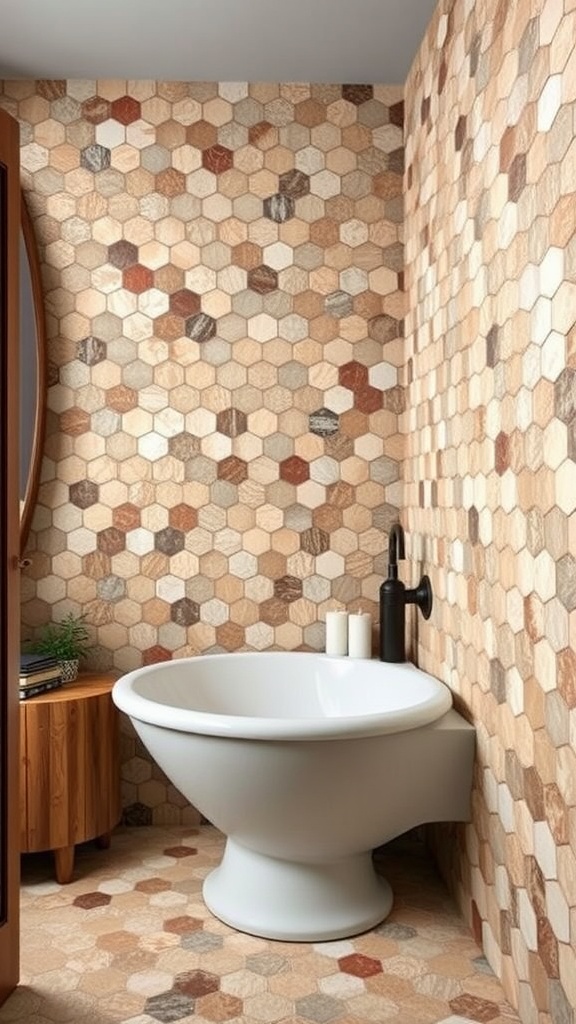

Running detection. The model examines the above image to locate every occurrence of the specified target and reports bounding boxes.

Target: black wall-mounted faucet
[379,523,433,662]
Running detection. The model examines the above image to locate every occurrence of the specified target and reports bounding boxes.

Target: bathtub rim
[112,651,453,741]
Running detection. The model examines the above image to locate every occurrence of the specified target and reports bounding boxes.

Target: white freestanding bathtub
[113,652,475,941]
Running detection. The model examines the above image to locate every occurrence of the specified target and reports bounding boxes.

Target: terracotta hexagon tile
[142,644,172,665]
[202,144,234,175]
[449,994,501,1022]
[73,891,112,910]
[338,953,383,978]
[111,95,142,126]
[278,455,309,486]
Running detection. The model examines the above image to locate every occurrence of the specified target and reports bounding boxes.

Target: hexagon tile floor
[1,825,521,1024]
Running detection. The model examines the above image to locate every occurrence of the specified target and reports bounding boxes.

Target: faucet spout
[387,523,405,580]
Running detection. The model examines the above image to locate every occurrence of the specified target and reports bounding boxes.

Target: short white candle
[348,612,372,659]
[325,610,349,656]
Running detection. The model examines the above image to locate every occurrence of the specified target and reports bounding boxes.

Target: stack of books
[19,653,63,700]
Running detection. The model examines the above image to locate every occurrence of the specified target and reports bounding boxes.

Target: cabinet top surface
[20,671,119,705]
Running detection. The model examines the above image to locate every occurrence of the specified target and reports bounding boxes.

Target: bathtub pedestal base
[203,839,393,941]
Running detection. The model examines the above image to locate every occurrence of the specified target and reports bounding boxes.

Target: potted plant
[28,612,91,682]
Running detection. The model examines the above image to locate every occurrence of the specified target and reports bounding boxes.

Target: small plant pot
[60,659,79,683]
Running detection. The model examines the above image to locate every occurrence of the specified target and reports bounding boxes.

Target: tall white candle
[325,610,349,656]
[348,612,372,659]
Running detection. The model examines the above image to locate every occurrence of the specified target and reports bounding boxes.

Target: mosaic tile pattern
[3,13,574,1024]
[2,77,408,832]
[1,78,404,674]
[1,825,520,1024]
[404,2,576,1024]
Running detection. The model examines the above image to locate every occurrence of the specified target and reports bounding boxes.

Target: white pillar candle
[348,612,372,659]
[325,610,349,656]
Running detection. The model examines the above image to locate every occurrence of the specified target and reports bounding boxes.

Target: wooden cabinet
[20,672,121,883]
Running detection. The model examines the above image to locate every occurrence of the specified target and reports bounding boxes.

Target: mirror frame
[20,195,46,553]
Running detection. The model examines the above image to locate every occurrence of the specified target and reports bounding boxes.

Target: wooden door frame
[0,104,21,1004]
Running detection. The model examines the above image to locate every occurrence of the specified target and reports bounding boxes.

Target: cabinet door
[0,105,21,1004]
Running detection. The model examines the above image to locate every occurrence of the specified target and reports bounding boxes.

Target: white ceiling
[0,0,438,84]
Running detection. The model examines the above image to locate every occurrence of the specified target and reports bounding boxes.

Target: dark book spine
[19,678,64,700]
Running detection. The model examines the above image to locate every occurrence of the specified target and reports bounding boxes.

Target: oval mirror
[20,197,46,552]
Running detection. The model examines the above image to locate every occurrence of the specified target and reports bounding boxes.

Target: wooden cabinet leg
[54,845,75,884]
[95,831,111,850]
[20,675,121,882]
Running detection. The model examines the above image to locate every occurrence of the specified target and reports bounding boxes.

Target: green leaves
[29,612,91,662]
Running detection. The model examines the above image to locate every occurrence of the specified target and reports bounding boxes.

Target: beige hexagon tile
[404,1,576,1022]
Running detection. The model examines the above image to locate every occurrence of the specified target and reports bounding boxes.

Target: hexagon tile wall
[4,1,576,1020]
[3,80,405,665]
[1,80,405,824]
[405,1,576,1023]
